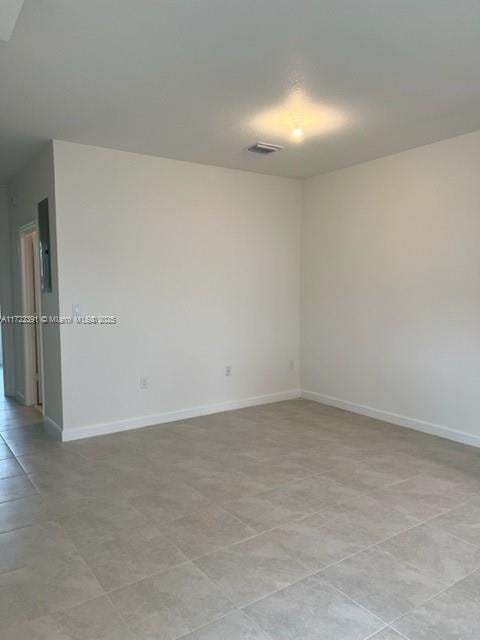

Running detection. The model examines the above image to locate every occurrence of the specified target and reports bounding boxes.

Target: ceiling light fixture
[250,89,346,144]
[292,127,304,142]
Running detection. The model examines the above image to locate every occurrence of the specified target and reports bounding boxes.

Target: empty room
[1,1,480,639]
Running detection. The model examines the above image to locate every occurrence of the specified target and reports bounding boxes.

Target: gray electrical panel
[38,198,52,293]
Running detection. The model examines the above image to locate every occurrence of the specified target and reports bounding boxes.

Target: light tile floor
[1,379,480,638]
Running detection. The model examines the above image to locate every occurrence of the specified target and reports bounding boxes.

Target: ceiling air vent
[248,142,284,155]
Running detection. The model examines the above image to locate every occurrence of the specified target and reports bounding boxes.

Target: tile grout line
[388,627,414,640]
[1,481,475,597]
[216,463,477,535]
[2,399,480,638]
[202,482,474,572]
[1,456,476,580]
[104,590,144,640]
[388,562,480,631]
[184,503,476,633]
[173,603,274,640]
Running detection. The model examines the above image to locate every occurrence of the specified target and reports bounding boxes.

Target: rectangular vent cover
[248,142,284,155]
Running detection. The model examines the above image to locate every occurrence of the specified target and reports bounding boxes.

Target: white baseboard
[302,389,480,449]
[15,392,25,405]
[60,389,302,442]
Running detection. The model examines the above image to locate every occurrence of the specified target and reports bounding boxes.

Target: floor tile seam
[427,522,480,550]
[425,491,480,519]
[236,566,389,628]
[78,548,194,594]
[0,530,82,575]
[198,557,322,611]
[0,424,45,434]
[105,560,244,638]
[34,484,165,527]
[16,448,100,466]
[177,605,273,640]
[240,468,327,490]
[183,488,417,567]
[386,628,412,640]
[183,505,317,560]
[3,592,114,636]
[362,627,393,640]
[239,606,279,639]
[311,510,456,583]
[0,426,46,435]
[0,511,56,536]
[314,464,429,489]
[163,501,262,536]
[381,517,480,557]
[0,515,77,539]
[0,469,27,480]
[360,480,479,516]
[97,589,149,640]
[388,562,480,629]
[185,539,388,628]
[0,545,108,591]
[0,486,40,505]
[186,527,312,567]
[3,441,15,455]
[317,555,449,626]
[4,407,478,634]
[366,545,455,588]
[214,475,387,524]
[184,469,325,502]
[319,471,423,495]
[311,574,391,628]
[212,490,439,563]
[215,466,457,542]
[102,557,209,598]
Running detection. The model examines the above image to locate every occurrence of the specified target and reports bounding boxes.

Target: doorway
[19,223,44,411]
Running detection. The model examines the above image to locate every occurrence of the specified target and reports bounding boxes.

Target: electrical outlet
[139,376,148,390]
[289,359,295,371]
[225,365,231,377]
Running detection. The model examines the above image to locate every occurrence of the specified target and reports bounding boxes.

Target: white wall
[10,133,478,446]
[0,186,15,393]
[302,131,480,447]
[8,143,63,426]
[53,141,301,438]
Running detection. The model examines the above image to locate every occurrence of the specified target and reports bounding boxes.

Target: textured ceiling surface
[1,0,480,181]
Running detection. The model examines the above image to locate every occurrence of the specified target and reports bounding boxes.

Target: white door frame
[19,222,45,412]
